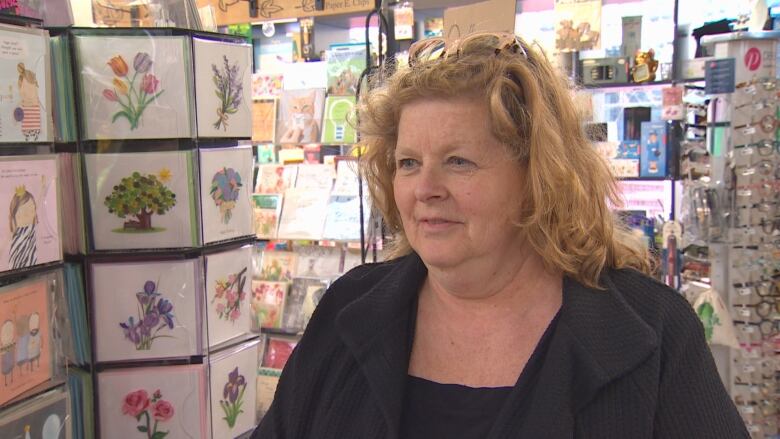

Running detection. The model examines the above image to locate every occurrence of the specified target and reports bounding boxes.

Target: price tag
[743,364,756,373]
[739,308,752,318]
[742,126,757,135]
[742,325,756,334]
[739,287,753,296]
[741,406,755,415]
[740,147,755,156]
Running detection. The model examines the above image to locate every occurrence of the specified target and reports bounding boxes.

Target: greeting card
[0,25,52,143]
[275,89,325,145]
[256,368,281,420]
[261,337,297,369]
[251,99,277,143]
[321,96,357,144]
[255,164,297,194]
[74,35,192,140]
[0,388,70,439]
[193,38,252,138]
[326,44,366,96]
[250,280,288,331]
[0,156,61,273]
[208,340,259,438]
[84,151,198,250]
[97,365,209,439]
[295,164,334,191]
[277,188,329,240]
[255,144,276,164]
[200,146,254,244]
[259,251,296,282]
[252,194,282,240]
[90,259,202,362]
[322,195,371,242]
[251,72,283,99]
[284,277,328,332]
[205,246,252,347]
[0,277,51,406]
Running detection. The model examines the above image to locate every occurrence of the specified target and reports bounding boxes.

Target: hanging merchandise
[699,31,780,439]
[393,2,415,41]
[692,288,740,349]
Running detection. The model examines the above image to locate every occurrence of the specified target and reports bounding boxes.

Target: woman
[252,33,747,438]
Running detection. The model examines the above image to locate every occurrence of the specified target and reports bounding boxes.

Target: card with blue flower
[208,339,259,439]
[90,258,203,363]
[199,146,254,245]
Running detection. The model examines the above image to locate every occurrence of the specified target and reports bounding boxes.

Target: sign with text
[196,0,373,26]
[443,0,515,41]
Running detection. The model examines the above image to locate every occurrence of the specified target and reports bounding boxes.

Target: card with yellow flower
[84,151,198,250]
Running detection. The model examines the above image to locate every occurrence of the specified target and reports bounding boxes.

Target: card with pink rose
[74,34,193,140]
[98,364,209,439]
[208,339,259,439]
[204,245,252,348]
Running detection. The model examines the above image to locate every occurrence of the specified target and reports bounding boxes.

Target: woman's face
[393,97,527,270]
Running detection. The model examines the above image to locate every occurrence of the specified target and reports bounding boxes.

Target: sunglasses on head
[407,32,529,68]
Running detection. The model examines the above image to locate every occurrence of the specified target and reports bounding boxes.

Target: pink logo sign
[745,47,762,71]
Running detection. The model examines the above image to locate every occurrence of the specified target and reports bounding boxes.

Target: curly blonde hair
[357,35,651,289]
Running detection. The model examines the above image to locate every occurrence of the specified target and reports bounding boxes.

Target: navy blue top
[400,312,560,438]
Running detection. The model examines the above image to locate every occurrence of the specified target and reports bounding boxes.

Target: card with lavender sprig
[208,339,259,439]
[90,258,203,363]
[193,37,253,138]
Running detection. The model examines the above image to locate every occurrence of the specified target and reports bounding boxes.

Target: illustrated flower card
[0,277,52,406]
[250,280,288,331]
[0,24,52,143]
[252,194,282,240]
[74,35,193,140]
[255,164,297,194]
[0,155,61,273]
[90,259,202,362]
[0,388,70,439]
[193,38,252,138]
[98,364,209,439]
[199,146,254,245]
[208,340,259,438]
[84,151,198,250]
[258,251,296,282]
[205,246,252,347]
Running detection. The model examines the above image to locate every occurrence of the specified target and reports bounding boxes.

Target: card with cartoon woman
[0,24,51,143]
[0,156,61,274]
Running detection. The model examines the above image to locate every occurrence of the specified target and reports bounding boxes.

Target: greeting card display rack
[0,15,76,438]
[46,25,267,439]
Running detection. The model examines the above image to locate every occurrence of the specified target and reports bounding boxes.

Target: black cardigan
[252,252,748,438]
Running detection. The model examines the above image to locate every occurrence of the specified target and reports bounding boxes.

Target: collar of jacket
[335,252,659,438]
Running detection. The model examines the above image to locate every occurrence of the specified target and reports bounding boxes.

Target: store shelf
[582,80,673,90]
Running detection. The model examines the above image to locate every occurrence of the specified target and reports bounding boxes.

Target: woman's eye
[447,156,474,167]
[397,158,418,170]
